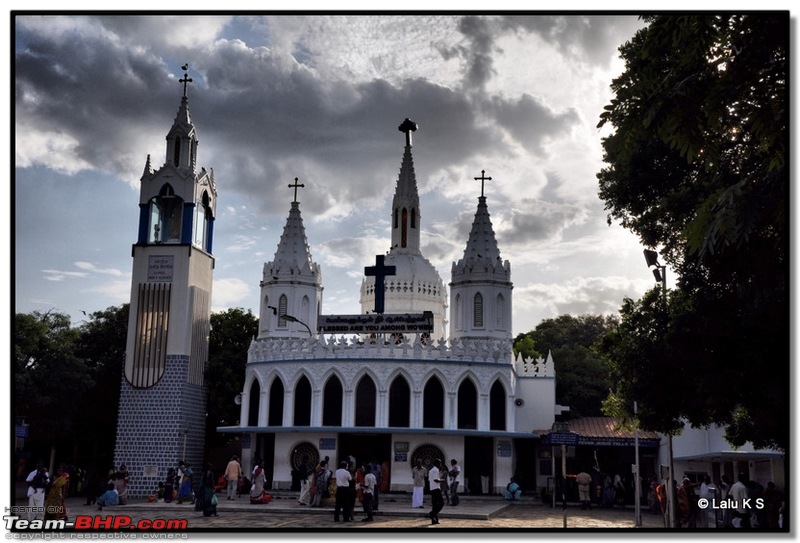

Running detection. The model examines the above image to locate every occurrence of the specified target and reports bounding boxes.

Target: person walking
[26,463,49,521]
[428,459,445,525]
[360,464,376,522]
[411,459,426,508]
[224,455,243,500]
[577,469,593,510]
[448,459,461,506]
[333,461,353,522]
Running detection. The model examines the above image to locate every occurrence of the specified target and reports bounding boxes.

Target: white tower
[114,65,216,497]
[450,171,512,341]
[359,119,447,337]
[258,178,322,339]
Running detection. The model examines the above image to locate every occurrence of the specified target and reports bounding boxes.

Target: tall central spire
[391,118,421,253]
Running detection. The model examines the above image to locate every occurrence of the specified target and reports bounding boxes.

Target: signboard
[317,312,433,334]
[319,438,336,450]
[148,255,174,283]
[545,432,580,446]
[497,440,512,457]
[578,437,660,448]
[15,425,29,438]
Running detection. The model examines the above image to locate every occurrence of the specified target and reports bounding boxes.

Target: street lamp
[642,249,674,528]
[268,305,313,337]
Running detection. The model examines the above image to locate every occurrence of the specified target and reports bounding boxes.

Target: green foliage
[596,14,787,450]
[204,308,259,451]
[14,311,93,446]
[516,314,617,417]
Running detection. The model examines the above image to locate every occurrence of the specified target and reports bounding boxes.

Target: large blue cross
[365,254,396,314]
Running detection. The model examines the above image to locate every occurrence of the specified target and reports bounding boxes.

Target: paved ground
[14,491,669,531]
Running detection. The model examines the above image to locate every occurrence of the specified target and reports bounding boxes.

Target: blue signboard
[545,432,579,446]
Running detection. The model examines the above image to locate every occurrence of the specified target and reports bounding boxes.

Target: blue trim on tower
[181,203,195,245]
[137,205,149,244]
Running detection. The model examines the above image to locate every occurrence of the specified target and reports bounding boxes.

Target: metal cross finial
[474,169,492,197]
[288,177,305,203]
[179,64,193,98]
[365,254,397,314]
[398,118,418,147]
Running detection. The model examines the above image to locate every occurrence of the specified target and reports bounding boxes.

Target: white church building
[219,119,565,495]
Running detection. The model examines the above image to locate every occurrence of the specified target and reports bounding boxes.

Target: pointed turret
[390,118,422,253]
[360,119,447,337]
[450,171,512,341]
[259,179,322,339]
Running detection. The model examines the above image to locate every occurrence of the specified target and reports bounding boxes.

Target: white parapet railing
[248,333,514,365]
[248,334,555,378]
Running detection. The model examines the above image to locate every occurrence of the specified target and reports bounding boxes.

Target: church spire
[390,118,421,253]
[259,179,322,339]
[450,170,512,341]
[165,64,197,171]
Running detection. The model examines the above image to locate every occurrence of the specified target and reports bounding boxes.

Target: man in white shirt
[729,473,750,529]
[428,459,444,525]
[360,464,377,522]
[333,461,353,522]
[25,463,49,521]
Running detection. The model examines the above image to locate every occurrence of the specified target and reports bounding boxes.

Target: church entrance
[338,432,391,472]
[464,436,494,495]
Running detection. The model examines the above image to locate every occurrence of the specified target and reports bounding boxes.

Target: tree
[596,15,788,449]
[14,311,94,461]
[73,305,129,468]
[514,314,616,417]
[204,308,259,453]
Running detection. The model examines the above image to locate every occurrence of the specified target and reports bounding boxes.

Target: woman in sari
[249,466,272,504]
[197,463,218,517]
[311,461,330,507]
[177,462,194,504]
[113,465,130,505]
[44,466,69,521]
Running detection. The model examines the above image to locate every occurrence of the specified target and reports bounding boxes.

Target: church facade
[220,119,563,495]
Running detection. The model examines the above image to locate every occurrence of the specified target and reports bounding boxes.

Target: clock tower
[113,65,217,497]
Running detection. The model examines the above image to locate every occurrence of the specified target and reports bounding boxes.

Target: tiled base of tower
[113,355,206,498]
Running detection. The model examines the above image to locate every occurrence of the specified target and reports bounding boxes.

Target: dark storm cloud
[499,14,644,67]
[501,199,586,245]
[486,94,579,154]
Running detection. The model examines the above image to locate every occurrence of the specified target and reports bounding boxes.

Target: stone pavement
[15,491,669,531]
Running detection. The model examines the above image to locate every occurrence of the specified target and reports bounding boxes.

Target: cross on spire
[179,64,193,99]
[288,177,305,203]
[365,254,396,314]
[474,169,493,197]
[398,118,418,147]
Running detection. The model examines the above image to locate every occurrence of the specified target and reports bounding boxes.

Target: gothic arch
[278,294,288,328]
[388,374,411,428]
[247,378,261,427]
[489,379,507,431]
[294,374,312,426]
[473,292,484,328]
[267,375,285,427]
[322,374,343,427]
[423,375,445,429]
[453,293,462,331]
[355,374,377,427]
[457,378,478,430]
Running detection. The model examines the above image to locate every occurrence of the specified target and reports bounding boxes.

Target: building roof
[568,417,661,441]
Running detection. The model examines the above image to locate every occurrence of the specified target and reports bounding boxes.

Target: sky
[10,13,660,338]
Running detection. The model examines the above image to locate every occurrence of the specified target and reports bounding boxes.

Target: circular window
[410,443,445,470]
[290,441,320,471]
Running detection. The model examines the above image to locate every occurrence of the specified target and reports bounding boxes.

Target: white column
[478,393,489,430]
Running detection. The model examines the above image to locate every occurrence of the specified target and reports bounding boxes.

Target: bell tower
[114,65,217,497]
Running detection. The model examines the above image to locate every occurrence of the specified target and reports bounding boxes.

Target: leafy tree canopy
[596,14,787,450]
[515,314,616,417]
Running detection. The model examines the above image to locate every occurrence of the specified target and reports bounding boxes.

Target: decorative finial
[288,177,305,203]
[474,169,492,198]
[398,118,418,147]
[179,64,193,99]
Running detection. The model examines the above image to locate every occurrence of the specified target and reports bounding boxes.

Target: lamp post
[634,401,641,527]
[643,249,674,528]
[268,305,313,337]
